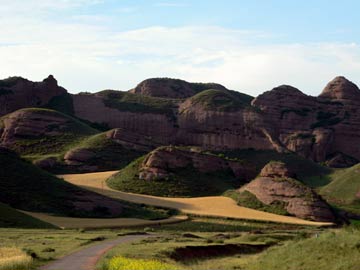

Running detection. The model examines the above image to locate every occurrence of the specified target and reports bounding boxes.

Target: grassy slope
[0,202,56,229]
[0,149,170,219]
[189,89,253,111]
[107,156,241,197]
[319,164,360,214]
[97,90,177,117]
[1,108,98,157]
[46,132,146,174]
[217,149,331,183]
[246,228,360,270]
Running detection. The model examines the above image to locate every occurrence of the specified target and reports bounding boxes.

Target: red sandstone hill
[1,75,359,168]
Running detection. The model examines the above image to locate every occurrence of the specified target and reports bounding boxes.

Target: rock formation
[138,146,256,181]
[242,162,335,222]
[0,75,68,116]
[1,75,360,168]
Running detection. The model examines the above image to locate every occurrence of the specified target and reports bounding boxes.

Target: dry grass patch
[0,247,32,270]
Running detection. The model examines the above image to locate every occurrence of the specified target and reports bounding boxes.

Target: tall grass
[107,256,179,270]
[0,247,32,270]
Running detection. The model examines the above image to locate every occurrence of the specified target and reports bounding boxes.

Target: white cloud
[0,4,359,96]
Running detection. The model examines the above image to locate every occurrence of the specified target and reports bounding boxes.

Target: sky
[0,0,359,96]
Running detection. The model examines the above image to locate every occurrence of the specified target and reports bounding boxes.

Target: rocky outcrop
[0,75,68,117]
[106,128,160,151]
[0,108,95,154]
[242,162,335,222]
[129,78,227,98]
[1,75,360,168]
[138,146,256,181]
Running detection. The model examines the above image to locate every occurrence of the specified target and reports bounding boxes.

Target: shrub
[108,256,179,270]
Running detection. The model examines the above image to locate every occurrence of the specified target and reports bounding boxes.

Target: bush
[108,256,179,270]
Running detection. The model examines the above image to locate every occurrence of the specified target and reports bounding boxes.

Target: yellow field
[58,171,333,227]
[0,247,32,270]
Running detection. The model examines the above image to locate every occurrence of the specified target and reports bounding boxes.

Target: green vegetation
[281,107,311,118]
[0,228,123,269]
[311,111,344,129]
[47,132,146,174]
[224,190,289,216]
[213,149,330,182]
[246,228,360,270]
[2,108,98,156]
[98,90,177,117]
[188,89,252,112]
[0,148,170,219]
[319,164,360,214]
[0,203,56,229]
[106,256,179,270]
[44,93,74,115]
[0,77,22,88]
[107,156,241,197]
[97,216,322,270]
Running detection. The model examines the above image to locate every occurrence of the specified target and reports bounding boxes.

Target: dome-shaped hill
[186,89,253,112]
[0,108,97,156]
[130,77,229,99]
[237,161,335,222]
[319,76,360,100]
[107,146,256,197]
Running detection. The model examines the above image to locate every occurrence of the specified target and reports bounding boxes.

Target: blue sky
[0,0,359,96]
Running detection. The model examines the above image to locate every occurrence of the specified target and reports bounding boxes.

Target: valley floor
[57,171,333,227]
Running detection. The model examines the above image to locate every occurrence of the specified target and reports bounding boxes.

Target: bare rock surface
[0,75,67,116]
[243,162,335,222]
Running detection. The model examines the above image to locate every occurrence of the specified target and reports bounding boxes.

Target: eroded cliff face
[252,77,360,166]
[1,75,360,168]
[0,75,67,117]
[242,162,335,222]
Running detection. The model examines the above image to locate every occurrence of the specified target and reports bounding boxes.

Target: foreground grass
[246,227,360,270]
[0,203,55,229]
[0,247,32,270]
[97,216,322,270]
[0,228,122,269]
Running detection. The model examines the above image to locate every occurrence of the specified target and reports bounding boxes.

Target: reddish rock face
[243,162,335,222]
[320,76,360,100]
[0,75,67,117]
[138,146,256,181]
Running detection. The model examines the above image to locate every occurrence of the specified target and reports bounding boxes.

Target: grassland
[97,216,326,270]
[0,247,32,270]
[188,89,253,111]
[107,156,241,197]
[97,90,178,117]
[0,203,55,229]
[318,164,360,214]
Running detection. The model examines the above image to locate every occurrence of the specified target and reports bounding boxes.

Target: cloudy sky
[0,0,359,96]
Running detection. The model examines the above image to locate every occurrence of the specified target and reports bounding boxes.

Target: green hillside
[319,164,360,214]
[0,148,170,219]
[107,155,241,197]
[0,202,56,229]
[189,89,253,111]
[0,108,98,157]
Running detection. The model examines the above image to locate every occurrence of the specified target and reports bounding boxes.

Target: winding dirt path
[40,234,150,270]
[58,171,334,227]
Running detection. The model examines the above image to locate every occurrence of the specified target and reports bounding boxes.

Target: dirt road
[40,234,149,270]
